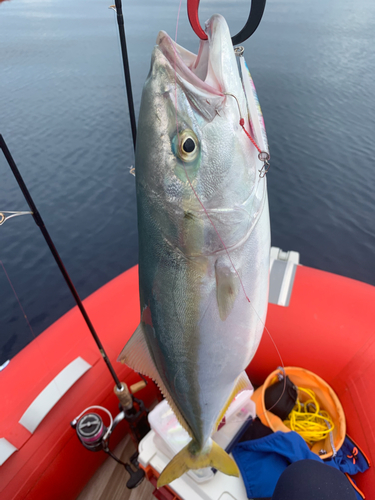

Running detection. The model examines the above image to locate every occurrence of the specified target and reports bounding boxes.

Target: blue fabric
[326,436,369,475]
[232,431,368,499]
[232,431,320,498]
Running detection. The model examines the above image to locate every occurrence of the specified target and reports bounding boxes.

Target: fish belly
[137,185,270,446]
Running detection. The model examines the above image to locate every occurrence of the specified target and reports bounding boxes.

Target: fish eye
[182,138,195,153]
[177,130,199,162]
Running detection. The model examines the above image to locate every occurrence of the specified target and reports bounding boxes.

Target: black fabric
[238,417,273,443]
[272,459,357,500]
[264,376,297,420]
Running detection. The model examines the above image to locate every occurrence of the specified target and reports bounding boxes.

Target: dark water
[0,0,374,364]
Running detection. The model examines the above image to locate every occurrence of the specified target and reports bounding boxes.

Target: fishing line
[173,3,285,415]
[0,258,35,339]
[240,119,262,153]
[224,91,270,178]
[173,1,251,304]
[174,0,183,41]
[0,256,60,387]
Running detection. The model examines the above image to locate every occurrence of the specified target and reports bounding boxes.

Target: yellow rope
[283,387,335,445]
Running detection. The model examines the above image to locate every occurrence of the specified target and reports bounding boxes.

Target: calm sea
[1,0,374,364]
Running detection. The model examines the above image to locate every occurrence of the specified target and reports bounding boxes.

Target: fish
[119,13,270,487]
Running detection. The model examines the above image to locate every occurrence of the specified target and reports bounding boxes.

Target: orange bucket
[251,367,346,459]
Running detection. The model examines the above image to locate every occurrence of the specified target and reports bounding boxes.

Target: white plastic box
[147,390,256,484]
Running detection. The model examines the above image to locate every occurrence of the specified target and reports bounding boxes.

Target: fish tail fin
[157,439,239,488]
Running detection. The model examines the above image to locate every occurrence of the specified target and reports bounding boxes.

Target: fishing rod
[0,134,152,484]
[0,134,126,391]
[110,0,137,151]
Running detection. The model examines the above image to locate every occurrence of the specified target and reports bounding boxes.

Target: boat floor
[77,435,154,500]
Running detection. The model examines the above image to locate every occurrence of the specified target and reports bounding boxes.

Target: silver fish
[119,14,270,486]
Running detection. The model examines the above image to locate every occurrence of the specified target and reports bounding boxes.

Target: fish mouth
[156,14,232,97]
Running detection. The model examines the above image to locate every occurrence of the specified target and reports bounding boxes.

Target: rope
[239,118,262,153]
[283,387,335,445]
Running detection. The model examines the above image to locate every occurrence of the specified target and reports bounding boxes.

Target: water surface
[1,0,374,363]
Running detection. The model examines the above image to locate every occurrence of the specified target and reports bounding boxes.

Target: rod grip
[130,381,147,394]
[114,382,133,410]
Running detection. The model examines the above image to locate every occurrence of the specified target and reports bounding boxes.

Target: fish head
[136,14,260,253]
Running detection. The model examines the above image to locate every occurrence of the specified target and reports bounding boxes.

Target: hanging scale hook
[187,0,267,45]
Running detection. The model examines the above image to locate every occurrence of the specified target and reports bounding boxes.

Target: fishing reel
[71,379,151,490]
[72,406,113,452]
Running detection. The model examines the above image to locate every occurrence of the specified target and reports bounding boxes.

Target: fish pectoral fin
[157,438,239,487]
[118,322,193,438]
[215,259,240,321]
[214,371,253,431]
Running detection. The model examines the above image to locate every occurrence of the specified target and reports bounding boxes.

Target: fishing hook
[224,92,244,120]
[187,0,267,45]
[224,92,270,177]
[0,211,32,226]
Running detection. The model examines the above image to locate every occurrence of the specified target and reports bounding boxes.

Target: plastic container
[148,390,256,484]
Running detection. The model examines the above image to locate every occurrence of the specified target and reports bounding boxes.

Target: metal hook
[258,151,270,177]
[187,0,267,45]
[223,92,244,120]
[224,93,270,177]
[258,159,270,178]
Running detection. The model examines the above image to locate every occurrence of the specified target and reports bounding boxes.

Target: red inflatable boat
[1,249,375,499]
